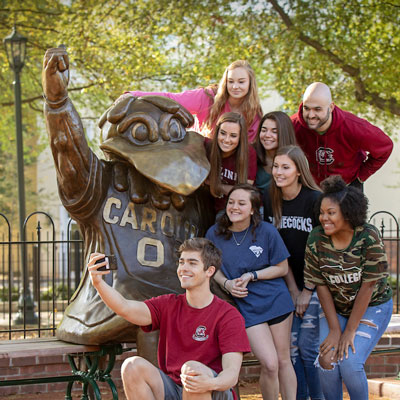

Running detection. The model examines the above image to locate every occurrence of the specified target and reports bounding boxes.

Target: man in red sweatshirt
[291,82,393,189]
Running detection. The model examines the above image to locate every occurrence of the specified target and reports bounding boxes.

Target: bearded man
[291,82,393,190]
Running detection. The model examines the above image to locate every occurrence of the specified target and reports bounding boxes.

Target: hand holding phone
[95,255,118,271]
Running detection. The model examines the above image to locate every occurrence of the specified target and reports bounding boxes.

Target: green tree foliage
[0,0,227,216]
[260,0,400,123]
[0,0,399,216]
[177,0,400,123]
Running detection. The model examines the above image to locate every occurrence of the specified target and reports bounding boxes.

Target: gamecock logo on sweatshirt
[316,147,334,165]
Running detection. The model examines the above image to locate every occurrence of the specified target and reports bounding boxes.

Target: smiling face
[272,154,300,189]
[319,197,352,237]
[302,99,333,132]
[177,251,214,290]
[217,121,241,157]
[227,67,250,100]
[259,118,278,154]
[226,188,253,229]
[302,83,334,133]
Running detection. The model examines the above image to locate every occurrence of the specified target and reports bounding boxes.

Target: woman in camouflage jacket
[304,175,392,400]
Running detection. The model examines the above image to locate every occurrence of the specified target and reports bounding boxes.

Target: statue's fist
[42,47,70,106]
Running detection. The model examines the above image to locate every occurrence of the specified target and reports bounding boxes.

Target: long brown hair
[254,111,297,167]
[205,60,262,133]
[209,112,248,197]
[216,183,262,241]
[270,145,320,228]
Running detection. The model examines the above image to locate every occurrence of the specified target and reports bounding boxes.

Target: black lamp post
[4,25,27,243]
[4,26,37,325]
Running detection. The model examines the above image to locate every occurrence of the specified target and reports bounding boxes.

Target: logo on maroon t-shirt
[220,167,237,183]
[192,325,209,341]
[316,147,334,165]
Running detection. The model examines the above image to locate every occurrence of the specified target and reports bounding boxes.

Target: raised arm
[42,48,96,202]
[88,253,152,326]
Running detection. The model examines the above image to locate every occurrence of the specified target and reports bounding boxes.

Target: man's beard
[307,108,330,131]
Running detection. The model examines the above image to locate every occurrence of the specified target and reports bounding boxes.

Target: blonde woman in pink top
[125,60,263,142]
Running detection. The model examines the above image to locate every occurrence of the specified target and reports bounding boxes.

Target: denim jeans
[317,298,393,400]
[291,291,324,400]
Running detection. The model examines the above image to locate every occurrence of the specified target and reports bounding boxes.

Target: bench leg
[66,344,124,400]
[82,379,101,400]
[65,380,74,400]
[104,375,119,400]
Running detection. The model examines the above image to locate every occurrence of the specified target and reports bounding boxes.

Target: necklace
[231,226,250,246]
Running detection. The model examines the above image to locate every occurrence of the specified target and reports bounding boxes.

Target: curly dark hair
[317,175,368,228]
[216,183,262,241]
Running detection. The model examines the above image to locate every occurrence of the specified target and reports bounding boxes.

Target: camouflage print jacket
[304,223,392,316]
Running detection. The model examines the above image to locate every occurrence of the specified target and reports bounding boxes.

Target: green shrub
[40,283,70,301]
[388,275,398,292]
[0,286,19,301]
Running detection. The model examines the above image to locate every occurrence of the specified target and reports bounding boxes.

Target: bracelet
[223,279,229,290]
[43,94,69,107]
[252,271,258,281]
[304,285,314,292]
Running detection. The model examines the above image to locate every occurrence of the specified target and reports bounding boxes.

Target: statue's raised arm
[42,47,94,205]
[42,47,69,105]
[41,48,228,345]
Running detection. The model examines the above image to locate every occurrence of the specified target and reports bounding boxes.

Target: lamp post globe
[4,25,27,73]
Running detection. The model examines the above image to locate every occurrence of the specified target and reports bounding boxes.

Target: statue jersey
[45,101,218,344]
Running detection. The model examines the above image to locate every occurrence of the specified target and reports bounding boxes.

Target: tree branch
[267,0,400,116]
[0,83,103,107]
[0,8,62,16]
[14,22,59,33]
[1,72,182,108]
[380,1,400,8]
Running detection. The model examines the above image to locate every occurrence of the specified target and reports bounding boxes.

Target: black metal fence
[0,210,398,340]
[0,211,84,340]
[369,211,399,313]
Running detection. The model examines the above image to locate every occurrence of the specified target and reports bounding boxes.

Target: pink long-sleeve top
[126,88,261,142]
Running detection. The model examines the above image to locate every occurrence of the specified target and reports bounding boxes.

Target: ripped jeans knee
[317,299,393,399]
[355,318,378,340]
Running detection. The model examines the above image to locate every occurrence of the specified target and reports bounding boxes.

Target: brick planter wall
[0,333,399,396]
[239,332,400,382]
[365,333,400,379]
[0,348,137,397]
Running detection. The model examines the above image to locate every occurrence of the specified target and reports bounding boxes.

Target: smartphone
[95,255,118,271]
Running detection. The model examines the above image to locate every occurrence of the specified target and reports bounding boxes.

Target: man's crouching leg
[121,356,164,400]
[180,361,234,400]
